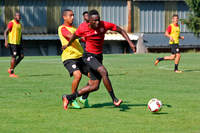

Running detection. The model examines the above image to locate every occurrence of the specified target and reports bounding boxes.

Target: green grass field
[0,53,200,133]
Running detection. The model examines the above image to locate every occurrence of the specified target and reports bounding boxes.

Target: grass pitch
[0,53,199,133]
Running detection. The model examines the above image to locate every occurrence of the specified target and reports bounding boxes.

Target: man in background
[154,14,184,73]
[4,12,24,78]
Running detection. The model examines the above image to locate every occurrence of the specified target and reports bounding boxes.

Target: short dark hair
[88,9,99,17]
[83,11,88,16]
[62,9,72,16]
[15,11,20,15]
[172,14,179,18]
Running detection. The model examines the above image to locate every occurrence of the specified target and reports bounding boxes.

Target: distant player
[4,12,24,78]
[58,9,90,109]
[79,11,89,50]
[82,11,89,23]
[62,9,136,110]
[154,14,184,73]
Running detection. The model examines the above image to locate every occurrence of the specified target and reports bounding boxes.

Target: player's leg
[72,70,82,93]
[63,59,82,109]
[70,70,82,109]
[8,44,18,77]
[14,45,24,68]
[79,80,91,108]
[154,54,175,65]
[97,65,122,106]
[174,53,182,73]
[78,59,91,107]
[14,54,24,68]
[62,79,100,110]
[83,53,122,106]
[154,44,176,65]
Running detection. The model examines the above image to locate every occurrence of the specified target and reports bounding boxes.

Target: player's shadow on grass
[90,101,147,112]
[91,102,172,112]
[163,104,172,108]
[109,73,128,76]
[23,74,62,77]
[152,112,168,115]
[183,69,200,72]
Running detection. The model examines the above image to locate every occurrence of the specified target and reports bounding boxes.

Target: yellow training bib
[8,19,22,45]
[169,23,180,44]
[58,25,83,62]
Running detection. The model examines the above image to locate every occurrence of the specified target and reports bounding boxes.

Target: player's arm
[165,25,174,42]
[62,33,79,50]
[179,36,184,40]
[64,25,83,49]
[4,28,9,48]
[4,22,13,48]
[61,27,78,50]
[116,26,136,52]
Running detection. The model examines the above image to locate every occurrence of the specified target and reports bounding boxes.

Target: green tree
[182,0,200,37]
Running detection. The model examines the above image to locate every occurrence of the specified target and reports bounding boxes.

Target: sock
[174,64,178,71]
[82,93,89,99]
[66,92,79,101]
[109,90,118,102]
[10,69,14,74]
[158,57,164,61]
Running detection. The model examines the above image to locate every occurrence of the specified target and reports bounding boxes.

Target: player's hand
[169,36,174,42]
[180,36,184,40]
[62,45,67,50]
[131,44,136,53]
[4,41,8,48]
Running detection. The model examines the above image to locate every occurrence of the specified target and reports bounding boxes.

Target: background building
[0,0,199,56]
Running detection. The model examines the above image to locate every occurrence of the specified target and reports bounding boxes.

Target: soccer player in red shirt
[4,12,24,78]
[62,9,136,110]
[83,11,89,23]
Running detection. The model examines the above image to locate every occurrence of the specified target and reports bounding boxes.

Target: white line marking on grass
[158,65,200,72]
[0,58,61,63]
[158,65,173,71]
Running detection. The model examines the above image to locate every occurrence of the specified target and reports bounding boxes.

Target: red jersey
[75,21,117,54]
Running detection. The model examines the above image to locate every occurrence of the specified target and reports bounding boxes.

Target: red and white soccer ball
[148,98,162,112]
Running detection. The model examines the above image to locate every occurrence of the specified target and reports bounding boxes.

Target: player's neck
[14,19,20,24]
[63,22,72,27]
[173,22,178,26]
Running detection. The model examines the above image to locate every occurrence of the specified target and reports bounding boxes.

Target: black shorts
[170,44,180,54]
[82,52,103,80]
[63,58,89,77]
[9,44,24,57]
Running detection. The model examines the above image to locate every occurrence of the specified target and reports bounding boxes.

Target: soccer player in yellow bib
[154,14,184,73]
[4,12,24,78]
[58,9,91,109]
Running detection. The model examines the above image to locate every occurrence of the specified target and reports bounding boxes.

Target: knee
[12,55,16,59]
[90,84,99,91]
[171,55,176,59]
[20,54,24,59]
[89,81,100,92]
[98,67,108,77]
[176,54,181,58]
[73,71,82,81]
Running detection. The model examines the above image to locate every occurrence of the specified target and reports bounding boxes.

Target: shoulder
[79,22,88,27]
[8,20,14,24]
[167,24,172,29]
[101,21,116,27]
[77,22,88,32]
[71,26,77,30]
[58,25,64,31]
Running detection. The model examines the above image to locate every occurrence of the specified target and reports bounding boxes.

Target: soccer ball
[148,98,162,112]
